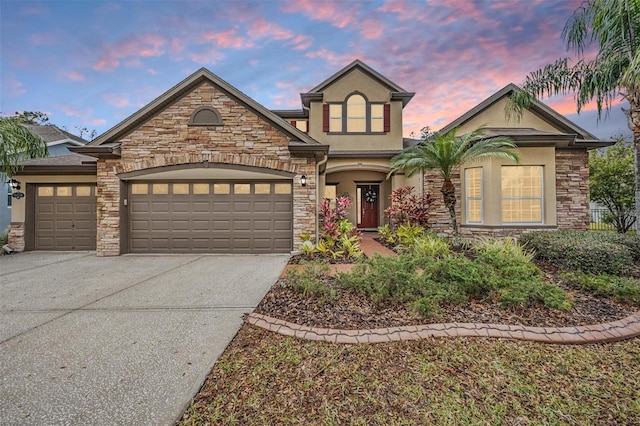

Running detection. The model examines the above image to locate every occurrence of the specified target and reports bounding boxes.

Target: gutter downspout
[315,153,329,242]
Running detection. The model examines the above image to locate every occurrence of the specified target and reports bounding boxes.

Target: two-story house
[8,60,607,255]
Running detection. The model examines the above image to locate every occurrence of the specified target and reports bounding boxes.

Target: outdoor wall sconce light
[8,179,24,199]
[8,179,20,191]
[300,175,307,187]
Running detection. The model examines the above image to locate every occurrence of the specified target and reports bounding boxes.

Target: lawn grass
[181,325,640,425]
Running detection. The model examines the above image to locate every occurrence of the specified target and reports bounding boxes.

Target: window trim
[325,92,388,135]
[501,165,545,225]
[464,167,483,224]
[188,106,223,127]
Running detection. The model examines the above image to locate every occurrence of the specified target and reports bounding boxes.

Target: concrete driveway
[0,252,288,425]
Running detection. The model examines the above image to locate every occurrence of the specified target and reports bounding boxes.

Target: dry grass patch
[181,325,640,425]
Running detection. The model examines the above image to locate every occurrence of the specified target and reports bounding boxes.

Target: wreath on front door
[364,189,377,203]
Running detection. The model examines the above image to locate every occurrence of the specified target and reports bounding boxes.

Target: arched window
[346,94,366,132]
[188,106,223,126]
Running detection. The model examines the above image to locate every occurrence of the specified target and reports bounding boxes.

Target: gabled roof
[301,59,415,107]
[439,83,599,141]
[87,68,322,148]
[25,124,88,146]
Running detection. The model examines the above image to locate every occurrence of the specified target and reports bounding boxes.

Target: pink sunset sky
[0,0,632,141]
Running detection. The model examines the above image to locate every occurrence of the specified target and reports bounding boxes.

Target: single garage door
[35,184,97,250]
[128,181,293,253]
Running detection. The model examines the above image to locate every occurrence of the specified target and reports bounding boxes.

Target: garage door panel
[151,220,169,231]
[212,202,230,212]
[274,201,292,212]
[254,220,271,231]
[56,220,74,231]
[129,181,292,253]
[192,220,210,231]
[151,202,169,212]
[38,204,54,214]
[35,184,97,251]
[233,220,251,231]
[212,220,230,230]
[274,238,293,250]
[55,202,73,214]
[231,202,251,213]
[274,220,292,231]
[193,202,212,212]
[131,202,149,213]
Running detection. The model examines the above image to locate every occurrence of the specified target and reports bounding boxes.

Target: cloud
[102,93,144,109]
[92,34,166,72]
[202,28,250,49]
[20,6,46,16]
[30,32,61,46]
[359,19,385,39]
[64,70,87,82]
[287,35,312,50]
[57,104,106,126]
[305,49,359,67]
[249,18,293,41]
[280,0,360,28]
[3,74,26,96]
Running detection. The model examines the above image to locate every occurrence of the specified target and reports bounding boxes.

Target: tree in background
[590,138,636,233]
[8,110,50,125]
[0,115,48,178]
[506,0,640,236]
[389,126,519,237]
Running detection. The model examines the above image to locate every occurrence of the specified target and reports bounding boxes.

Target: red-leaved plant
[384,186,433,228]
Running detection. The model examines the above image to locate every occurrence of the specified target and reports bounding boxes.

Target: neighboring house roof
[80,68,324,158]
[25,124,88,146]
[439,83,601,142]
[300,59,415,107]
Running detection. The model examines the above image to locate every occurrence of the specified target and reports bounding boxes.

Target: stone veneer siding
[423,149,590,239]
[8,222,25,251]
[96,81,317,256]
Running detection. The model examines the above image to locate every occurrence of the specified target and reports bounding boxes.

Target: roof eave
[14,164,97,176]
[288,143,329,161]
[69,145,121,159]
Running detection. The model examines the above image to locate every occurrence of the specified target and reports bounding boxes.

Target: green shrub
[377,224,396,245]
[0,229,7,246]
[426,255,488,300]
[497,281,572,311]
[562,271,640,306]
[520,230,635,275]
[285,262,336,302]
[411,234,451,259]
[395,224,425,247]
[336,254,423,304]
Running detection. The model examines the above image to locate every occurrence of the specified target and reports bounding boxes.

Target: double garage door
[128,181,293,253]
[34,184,97,250]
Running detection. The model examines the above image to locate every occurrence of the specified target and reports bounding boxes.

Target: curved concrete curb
[246,312,640,345]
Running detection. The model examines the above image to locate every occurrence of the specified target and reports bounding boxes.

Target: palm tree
[506,0,640,236]
[0,116,48,179]
[389,127,519,236]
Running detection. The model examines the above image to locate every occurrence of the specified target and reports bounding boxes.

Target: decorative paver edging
[246,312,640,345]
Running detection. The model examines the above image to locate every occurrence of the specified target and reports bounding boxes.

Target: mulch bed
[255,259,637,330]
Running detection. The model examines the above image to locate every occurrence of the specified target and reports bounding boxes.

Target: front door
[358,184,379,229]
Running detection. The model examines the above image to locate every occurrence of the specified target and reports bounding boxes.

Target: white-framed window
[347,94,366,132]
[465,167,483,224]
[329,104,342,132]
[501,166,544,224]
